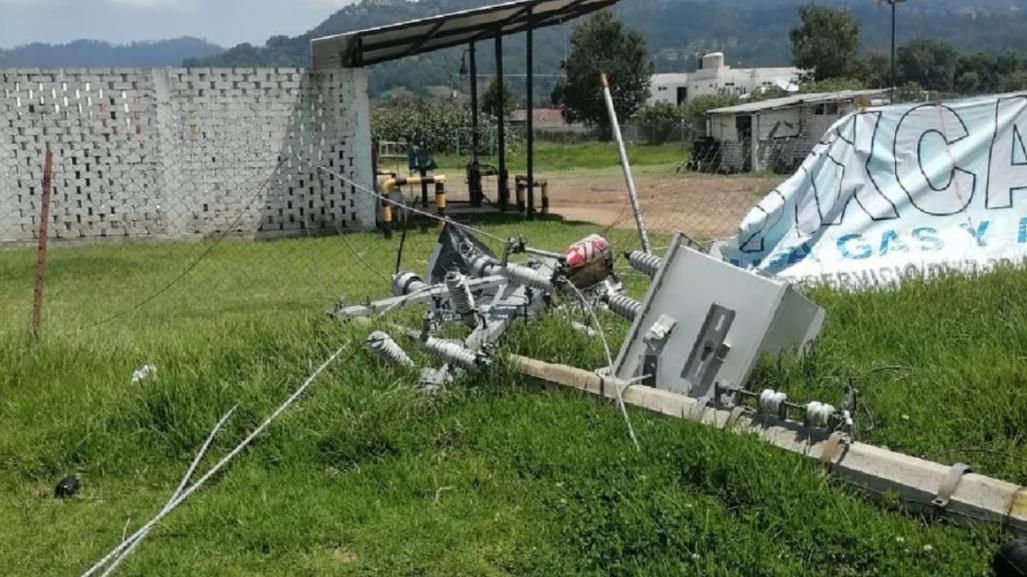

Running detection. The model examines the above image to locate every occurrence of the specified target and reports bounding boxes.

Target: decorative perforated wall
[0,67,374,244]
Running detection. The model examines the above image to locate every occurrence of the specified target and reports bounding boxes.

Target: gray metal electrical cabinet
[612,233,825,400]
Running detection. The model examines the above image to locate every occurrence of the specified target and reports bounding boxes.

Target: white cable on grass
[98,405,238,577]
[560,278,640,451]
[79,342,350,577]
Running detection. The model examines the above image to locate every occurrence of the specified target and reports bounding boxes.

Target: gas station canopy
[311,0,620,68]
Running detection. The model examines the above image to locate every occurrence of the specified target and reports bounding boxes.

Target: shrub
[634,102,685,145]
[371,100,520,155]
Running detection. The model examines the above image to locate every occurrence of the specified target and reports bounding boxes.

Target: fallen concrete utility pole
[508,354,1027,535]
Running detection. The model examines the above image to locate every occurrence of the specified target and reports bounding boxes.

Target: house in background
[697,89,889,173]
[511,107,591,140]
[649,52,800,107]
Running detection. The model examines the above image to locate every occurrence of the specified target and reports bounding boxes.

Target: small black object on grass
[994,538,1027,577]
[54,475,80,499]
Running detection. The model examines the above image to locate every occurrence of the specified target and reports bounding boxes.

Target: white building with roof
[649,52,800,107]
[696,89,890,173]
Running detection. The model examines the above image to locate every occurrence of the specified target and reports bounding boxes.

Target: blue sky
[0,0,357,49]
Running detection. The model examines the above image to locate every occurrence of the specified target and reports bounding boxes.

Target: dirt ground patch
[545,170,784,241]
[441,167,784,242]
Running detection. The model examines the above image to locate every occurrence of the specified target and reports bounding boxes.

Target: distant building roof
[511,108,577,126]
[707,89,889,115]
[511,107,587,127]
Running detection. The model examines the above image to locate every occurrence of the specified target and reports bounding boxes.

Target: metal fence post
[31,147,54,339]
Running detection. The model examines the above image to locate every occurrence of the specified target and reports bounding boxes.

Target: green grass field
[1,221,1025,576]
[429,141,686,175]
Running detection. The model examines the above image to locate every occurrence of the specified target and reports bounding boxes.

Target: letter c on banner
[894,104,976,216]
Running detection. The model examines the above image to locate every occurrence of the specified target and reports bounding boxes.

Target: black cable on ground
[395,204,410,275]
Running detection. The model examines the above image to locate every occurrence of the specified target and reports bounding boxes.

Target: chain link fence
[1,153,783,341]
[0,70,789,339]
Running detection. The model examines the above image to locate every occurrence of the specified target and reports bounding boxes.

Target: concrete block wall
[0,67,374,244]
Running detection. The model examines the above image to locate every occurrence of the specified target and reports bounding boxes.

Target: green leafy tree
[550,81,566,108]
[482,78,515,119]
[800,77,866,93]
[894,81,926,104]
[635,102,685,144]
[684,94,740,135]
[561,10,652,137]
[1000,70,1027,92]
[955,71,981,95]
[956,53,999,94]
[789,5,862,82]
[371,100,519,154]
[897,39,959,92]
[749,86,790,102]
[863,51,892,89]
[996,51,1022,76]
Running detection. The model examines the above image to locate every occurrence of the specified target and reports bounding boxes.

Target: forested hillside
[184,0,1027,97]
[8,0,1027,98]
[0,38,223,68]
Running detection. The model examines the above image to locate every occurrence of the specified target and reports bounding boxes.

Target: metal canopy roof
[311,0,620,68]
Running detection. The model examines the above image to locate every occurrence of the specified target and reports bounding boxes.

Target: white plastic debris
[130,364,157,384]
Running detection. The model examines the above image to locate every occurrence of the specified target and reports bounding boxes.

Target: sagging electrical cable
[78,342,353,577]
[558,277,640,451]
[86,156,290,329]
[395,202,410,275]
[316,165,508,244]
[97,405,238,577]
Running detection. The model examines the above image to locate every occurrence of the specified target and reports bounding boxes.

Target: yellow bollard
[435,181,447,230]
[382,202,393,239]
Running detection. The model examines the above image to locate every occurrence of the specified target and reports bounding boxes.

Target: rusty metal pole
[32,147,54,339]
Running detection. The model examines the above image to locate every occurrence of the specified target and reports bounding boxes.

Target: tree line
[792,4,1027,98]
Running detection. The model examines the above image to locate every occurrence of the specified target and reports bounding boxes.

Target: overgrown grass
[0,223,1024,575]
[430,141,686,175]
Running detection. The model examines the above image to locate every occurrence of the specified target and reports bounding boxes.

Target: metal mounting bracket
[680,304,735,394]
[933,462,972,509]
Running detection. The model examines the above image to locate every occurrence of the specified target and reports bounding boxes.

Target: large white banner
[720,93,1027,289]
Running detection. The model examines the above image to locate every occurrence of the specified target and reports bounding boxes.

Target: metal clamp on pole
[723,406,747,431]
[818,431,849,468]
[933,462,972,509]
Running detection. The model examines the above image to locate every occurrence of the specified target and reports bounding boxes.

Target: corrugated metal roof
[311,0,621,68]
[707,89,889,115]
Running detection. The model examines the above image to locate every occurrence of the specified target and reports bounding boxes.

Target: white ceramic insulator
[570,320,599,337]
[445,271,478,328]
[470,255,499,278]
[502,263,553,291]
[366,331,414,367]
[392,272,428,296]
[805,401,836,428]
[627,250,663,278]
[445,271,476,313]
[759,389,788,417]
[606,292,642,320]
[422,336,480,370]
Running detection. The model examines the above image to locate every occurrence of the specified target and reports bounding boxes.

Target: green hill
[0,37,223,68]
[185,0,1027,97]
